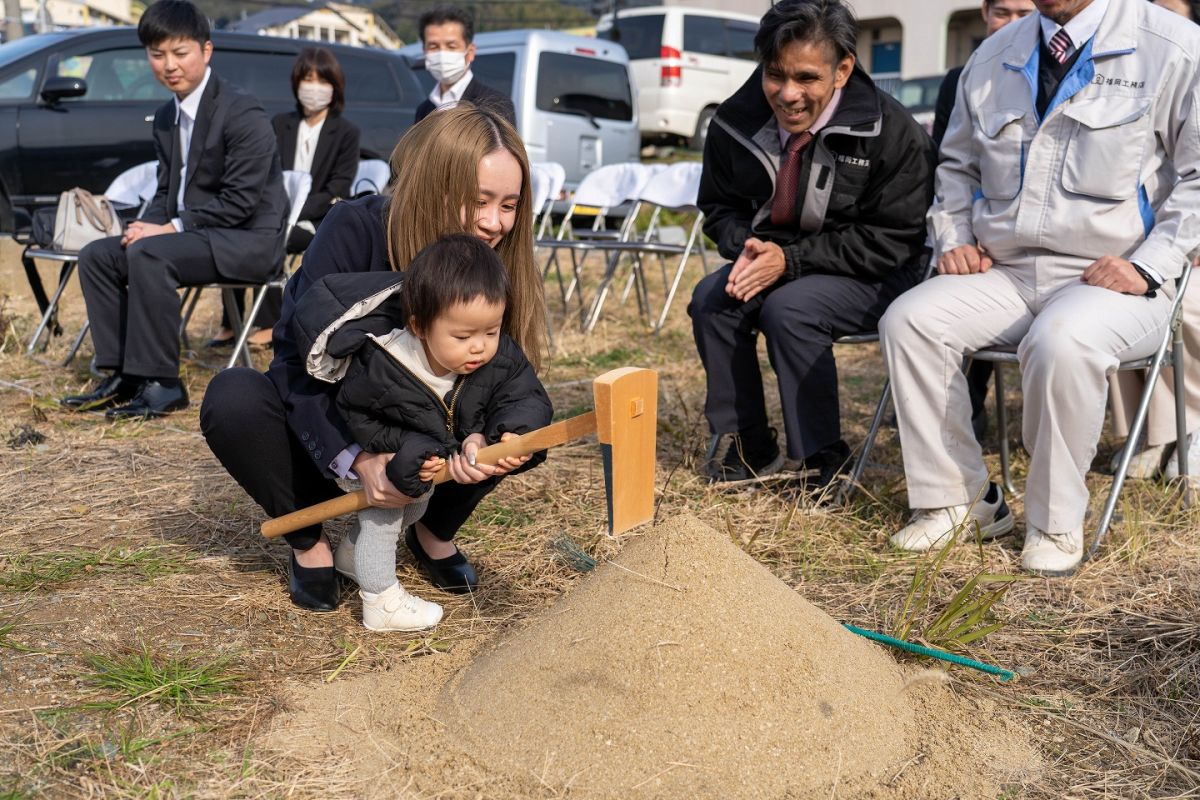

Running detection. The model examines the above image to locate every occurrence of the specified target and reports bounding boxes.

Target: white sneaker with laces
[1163,431,1200,482]
[361,583,443,632]
[890,483,1015,552]
[1021,525,1083,576]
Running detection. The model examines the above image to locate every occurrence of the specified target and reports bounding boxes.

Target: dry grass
[1,236,1199,798]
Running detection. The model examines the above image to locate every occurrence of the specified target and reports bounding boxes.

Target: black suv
[0,28,426,232]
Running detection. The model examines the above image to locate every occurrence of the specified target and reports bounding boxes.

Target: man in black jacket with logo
[689,0,934,489]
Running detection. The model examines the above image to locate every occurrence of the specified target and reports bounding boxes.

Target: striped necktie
[771,130,814,227]
[1048,28,1072,64]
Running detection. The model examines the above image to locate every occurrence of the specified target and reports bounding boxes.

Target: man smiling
[688,0,934,491]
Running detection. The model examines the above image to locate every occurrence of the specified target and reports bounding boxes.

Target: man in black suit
[62,0,287,418]
[413,5,517,128]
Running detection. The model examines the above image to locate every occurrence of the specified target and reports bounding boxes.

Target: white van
[402,30,640,185]
[596,6,761,151]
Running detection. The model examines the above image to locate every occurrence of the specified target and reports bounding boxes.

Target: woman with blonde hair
[200,104,546,611]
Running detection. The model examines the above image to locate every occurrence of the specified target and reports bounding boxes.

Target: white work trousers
[879,255,1172,533]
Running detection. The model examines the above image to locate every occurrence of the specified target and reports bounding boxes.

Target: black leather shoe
[405,527,478,594]
[60,373,142,411]
[287,550,338,612]
[105,380,190,419]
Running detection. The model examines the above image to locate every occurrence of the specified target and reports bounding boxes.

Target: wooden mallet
[259,367,658,538]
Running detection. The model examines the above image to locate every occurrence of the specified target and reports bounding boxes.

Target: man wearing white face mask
[414,5,516,127]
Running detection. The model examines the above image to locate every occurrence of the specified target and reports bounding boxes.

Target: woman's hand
[418,455,446,483]
[446,433,498,484]
[351,450,415,508]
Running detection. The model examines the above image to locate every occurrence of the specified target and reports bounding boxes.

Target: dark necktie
[771,130,814,227]
[1048,29,1072,64]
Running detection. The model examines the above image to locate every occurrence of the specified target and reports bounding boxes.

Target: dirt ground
[1,234,1199,799]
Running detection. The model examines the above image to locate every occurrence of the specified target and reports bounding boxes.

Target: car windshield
[886,76,943,113]
[0,32,72,68]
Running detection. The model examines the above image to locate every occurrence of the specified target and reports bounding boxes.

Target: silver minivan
[403,29,640,185]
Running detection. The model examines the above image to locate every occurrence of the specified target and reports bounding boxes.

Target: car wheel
[690,106,717,152]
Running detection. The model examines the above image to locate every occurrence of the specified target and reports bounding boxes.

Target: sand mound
[267,514,1039,798]
[439,515,916,796]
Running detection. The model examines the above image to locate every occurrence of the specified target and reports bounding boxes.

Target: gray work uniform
[879,0,1200,533]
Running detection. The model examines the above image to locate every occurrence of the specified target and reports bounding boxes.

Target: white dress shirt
[293,115,325,175]
[428,69,474,110]
[171,66,212,232]
[1038,0,1110,60]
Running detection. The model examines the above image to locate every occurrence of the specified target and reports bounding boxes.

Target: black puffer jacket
[292,271,553,498]
[700,64,935,281]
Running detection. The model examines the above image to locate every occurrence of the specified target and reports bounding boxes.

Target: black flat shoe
[405,527,478,594]
[105,380,189,419]
[287,550,339,612]
[61,373,142,411]
[205,334,236,349]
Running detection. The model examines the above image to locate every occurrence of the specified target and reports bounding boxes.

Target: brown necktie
[771,130,814,227]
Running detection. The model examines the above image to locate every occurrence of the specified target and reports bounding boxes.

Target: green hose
[842,623,1014,682]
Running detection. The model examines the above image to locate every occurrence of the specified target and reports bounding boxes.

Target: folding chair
[529,161,566,239]
[537,162,654,321]
[24,160,158,363]
[352,159,391,196]
[178,170,312,370]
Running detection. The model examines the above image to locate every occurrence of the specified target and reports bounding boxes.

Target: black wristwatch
[1131,263,1161,297]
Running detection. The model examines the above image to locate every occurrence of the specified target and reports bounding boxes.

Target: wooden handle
[259,412,598,538]
[260,490,371,538]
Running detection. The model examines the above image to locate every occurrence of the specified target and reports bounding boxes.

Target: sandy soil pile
[269,515,1039,798]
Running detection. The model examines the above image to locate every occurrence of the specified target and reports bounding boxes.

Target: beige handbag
[52,188,122,253]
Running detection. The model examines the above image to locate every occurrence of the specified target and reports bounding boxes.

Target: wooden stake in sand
[260,367,658,539]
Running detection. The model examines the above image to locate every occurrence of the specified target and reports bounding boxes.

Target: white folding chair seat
[564,162,709,332]
[530,161,566,238]
[25,160,158,364]
[352,159,391,196]
[538,162,652,322]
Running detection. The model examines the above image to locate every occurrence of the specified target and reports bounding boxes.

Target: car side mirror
[41,76,87,103]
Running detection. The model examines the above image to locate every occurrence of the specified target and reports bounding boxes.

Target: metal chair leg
[63,319,90,366]
[840,378,892,503]
[994,363,1017,496]
[178,286,203,351]
[223,287,257,370]
[1092,315,1178,558]
[1173,321,1190,506]
[26,260,77,355]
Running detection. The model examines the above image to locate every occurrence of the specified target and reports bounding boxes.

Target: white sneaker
[361,583,443,632]
[1113,442,1170,480]
[1163,432,1200,481]
[890,483,1015,552]
[1021,526,1083,576]
[334,537,357,582]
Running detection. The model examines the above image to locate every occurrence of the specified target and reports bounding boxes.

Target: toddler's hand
[490,431,531,476]
[418,455,445,483]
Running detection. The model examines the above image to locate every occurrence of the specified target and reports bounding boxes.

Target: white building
[850,0,984,79]
[21,0,134,30]
[227,3,402,50]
